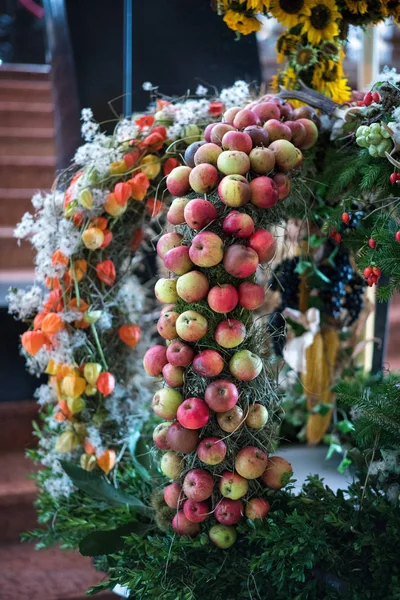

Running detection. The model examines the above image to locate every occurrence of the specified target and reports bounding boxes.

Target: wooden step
[0,64,51,81]
[0,189,40,226]
[0,401,38,452]
[0,80,52,103]
[0,127,55,156]
[0,156,56,188]
[0,236,33,269]
[0,101,53,128]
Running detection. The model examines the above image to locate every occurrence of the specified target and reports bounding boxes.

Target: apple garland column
[144,97,319,547]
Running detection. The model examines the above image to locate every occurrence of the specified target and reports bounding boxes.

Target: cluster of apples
[143,95,315,547]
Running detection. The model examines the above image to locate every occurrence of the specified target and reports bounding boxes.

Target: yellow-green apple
[153,422,171,450]
[294,118,319,149]
[245,498,270,520]
[143,345,168,376]
[249,176,278,208]
[164,246,193,275]
[219,470,248,499]
[183,499,209,523]
[222,211,254,238]
[166,166,192,196]
[167,197,190,225]
[293,106,321,128]
[154,278,178,303]
[249,147,275,174]
[235,446,268,479]
[160,450,184,480]
[189,232,224,267]
[183,468,214,501]
[222,131,252,154]
[184,141,206,167]
[223,106,242,125]
[209,524,237,548]
[261,456,293,489]
[204,122,216,142]
[217,150,250,176]
[246,403,269,429]
[156,232,183,259]
[192,349,224,377]
[248,229,276,263]
[269,140,302,171]
[176,310,208,342]
[263,119,292,142]
[251,101,280,122]
[166,340,194,367]
[176,270,209,302]
[157,311,179,340]
[215,319,246,349]
[243,125,270,147]
[184,198,217,230]
[217,406,245,433]
[162,363,184,388]
[197,436,227,465]
[152,388,183,419]
[194,142,222,167]
[172,510,200,536]
[285,120,306,147]
[223,244,259,278]
[204,379,239,412]
[177,397,210,429]
[229,349,262,381]
[238,282,265,310]
[207,284,239,313]
[166,421,199,453]
[218,174,251,207]
[273,173,291,200]
[210,122,235,145]
[189,163,219,194]
[215,498,243,525]
[163,482,183,509]
[233,108,260,129]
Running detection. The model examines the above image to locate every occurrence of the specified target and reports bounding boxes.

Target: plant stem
[91,323,108,370]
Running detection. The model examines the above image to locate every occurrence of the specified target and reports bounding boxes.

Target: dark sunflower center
[279,0,304,14]
[297,49,313,65]
[321,41,339,55]
[323,65,339,82]
[310,5,332,29]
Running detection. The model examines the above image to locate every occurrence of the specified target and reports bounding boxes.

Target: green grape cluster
[356,123,393,157]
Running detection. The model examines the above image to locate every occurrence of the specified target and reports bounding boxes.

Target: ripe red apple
[192,349,224,378]
[183,469,214,501]
[215,498,243,525]
[166,166,192,196]
[161,304,176,314]
[251,101,280,122]
[154,278,178,304]
[217,150,250,176]
[243,125,270,147]
[176,271,209,302]
[233,108,260,129]
[197,436,227,465]
[166,421,199,453]
[210,122,235,145]
[164,245,193,275]
[207,284,239,313]
[204,379,239,413]
[263,119,292,142]
[204,122,216,142]
[161,450,183,479]
[143,345,168,377]
[189,163,219,194]
[172,510,200,536]
[183,499,209,523]
[248,229,276,263]
[194,142,222,167]
[177,397,210,429]
[184,141,206,167]
[176,310,208,342]
[219,470,248,499]
[157,311,179,340]
[217,406,245,433]
[167,197,190,225]
[162,363,184,387]
[189,232,224,267]
[218,174,251,208]
[268,140,302,171]
[273,173,291,200]
[261,456,293,489]
[215,319,246,349]
[223,106,242,125]
[249,176,279,208]
[246,403,269,429]
[222,131,253,154]
[166,341,194,367]
[152,388,183,419]
[285,120,306,146]
[156,232,183,259]
[223,244,259,279]
[238,282,265,310]
[279,101,294,120]
[164,482,183,509]
[293,106,321,129]
[249,147,275,174]
[222,211,254,238]
[153,422,171,450]
[184,198,217,230]
[245,498,270,520]
[229,350,262,381]
[294,118,319,149]
[235,446,268,479]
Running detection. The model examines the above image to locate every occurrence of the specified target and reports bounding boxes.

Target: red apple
[243,125,270,147]
[192,349,224,378]
[261,456,293,489]
[222,131,253,154]
[197,436,227,465]
[249,147,275,174]
[233,109,260,129]
[215,498,243,525]
[210,123,235,145]
[177,397,210,429]
[194,142,222,167]
[153,422,171,450]
[161,304,176,314]
[223,106,242,125]
[204,380,239,413]
[183,469,214,501]
[217,406,245,433]
[154,278,178,304]
[164,246,193,275]
[166,341,194,367]
[184,198,217,230]
[219,470,248,499]
[285,121,306,146]
[217,151,250,176]
[209,524,237,548]
[268,140,302,171]
[222,211,255,238]
[248,229,276,263]
[176,270,209,302]
[215,319,246,349]
[183,499,209,523]
[162,363,184,387]
[246,403,269,429]
[294,118,319,149]
[293,106,321,129]
[157,311,179,340]
[251,102,280,123]
[176,310,208,342]
[152,388,183,419]
[263,119,292,142]
[167,197,190,225]
[218,174,251,208]
[249,176,279,208]
[161,451,183,480]
[204,122,216,142]
[207,284,239,313]
[238,282,265,310]
[143,345,168,377]
[273,173,291,200]
[229,349,262,381]
[189,163,219,194]
[189,232,224,267]
[279,101,294,120]
[223,245,259,279]
[166,421,199,453]
[164,482,183,509]
[156,232,183,259]
[235,446,268,480]
[166,166,192,196]
[172,510,200,536]
[245,498,270,520]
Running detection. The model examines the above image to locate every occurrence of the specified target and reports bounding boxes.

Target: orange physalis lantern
[156,99,170,111]
[135,114,155,129]
[146,197,162,217]
[100,229,113,249]
[82,227,104,250]
[45,276,61,290]
[61,374,86,399]
[131,228,144,252]
[127,172,150,201]
[21,331,47,355]
[64,171,82,207]
[119,324,141,348]
[41,313,64,334]
[208,101,225,116]
[96,259,116,286]
[96,372,115,396]
[58,399,73,419]
[140,155,160,180]
[114,182,132,206]
[68,297,89,312]
[83,439,96,455]
[143,132,164,151]
[69,259,87,283]
[33,312,47,330]
[73,211,85,228]
[104,192,127,217]
[51,250,69,267]
[163,157,180,176]
[91,216,108,230]
[97,449,117,474]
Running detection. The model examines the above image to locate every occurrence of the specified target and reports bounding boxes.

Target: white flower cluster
[219,80,250,108]
[7,285,43,319]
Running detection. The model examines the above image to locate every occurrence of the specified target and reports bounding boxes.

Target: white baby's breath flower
[81,107,94,121]
[196,84,208,96]
[142,81,154,91]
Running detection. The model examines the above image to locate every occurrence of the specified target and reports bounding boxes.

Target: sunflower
[269,74,280,94]
[242,0,270,11]
[312,58,351,103]
[276,32,302,63]
[344,0,368,13]
[269,0,307,28]
[294,45,319,69]
[300,0,341,45]
[384,0,400,20]
[223,9,262,34]
[280,66,299,91]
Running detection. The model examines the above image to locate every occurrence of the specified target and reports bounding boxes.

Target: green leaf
[336,420,355,433]
[311,403,333,417]
[308,235,325,248]
[295,260,312,275]
[314,268,331,284]
[337,458,352,474]
[325,443,342,460]
[79,522,151,556]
